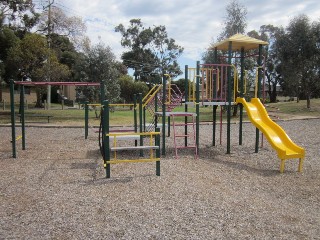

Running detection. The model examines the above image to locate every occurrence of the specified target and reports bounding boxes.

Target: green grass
[265,98,320,117]
[1,98,319,126]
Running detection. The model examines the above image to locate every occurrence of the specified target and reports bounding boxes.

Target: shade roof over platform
[14,81,100,86]
[210,34,268,51]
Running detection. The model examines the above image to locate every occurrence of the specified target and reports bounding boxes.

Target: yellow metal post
[280,159,285,173]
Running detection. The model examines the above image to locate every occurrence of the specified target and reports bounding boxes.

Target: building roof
[210,34,268,51]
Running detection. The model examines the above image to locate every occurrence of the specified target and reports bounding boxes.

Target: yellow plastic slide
[236,97,305,173]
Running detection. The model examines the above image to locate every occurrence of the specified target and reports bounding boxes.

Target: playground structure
[9,34,305,174]
[100,100,161,178]
[140,74,197,158]
[90,93,162,178]
[141,74,183,132]
[180,34,305,173]
[9,80,161,178]
[9,80,101,158]
[236,97,304,173]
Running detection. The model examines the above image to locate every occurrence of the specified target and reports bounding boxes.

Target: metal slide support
[255,44,263,153]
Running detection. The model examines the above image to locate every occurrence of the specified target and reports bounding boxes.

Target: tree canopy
[77,42,121,103]
[115,19,184,82]
[276,15,320,108]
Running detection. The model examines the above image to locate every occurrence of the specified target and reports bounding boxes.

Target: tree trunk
[270,84,277,103]
[0,83,2,102]
[307,94,311,109]
[35,88,44,108]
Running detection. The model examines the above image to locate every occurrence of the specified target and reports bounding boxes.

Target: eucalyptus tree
[276,15,320,108]
[0,0,40,34]
[218,0,247,40]
[202,0,248,116]
[37,5,87,51]
[115,19,184,82]
[247,25,285,103]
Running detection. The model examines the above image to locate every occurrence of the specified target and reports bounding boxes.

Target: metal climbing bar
[104,130,161,178]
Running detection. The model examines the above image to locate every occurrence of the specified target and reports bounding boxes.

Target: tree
[203,0,247,63]
[247,25,285,103]
[0,26,19,100]
[115,19,184,82]
[38,6,87,50]
[218,0,247,40]
[78,42,121,103]
[0,0,39,99]
[0,0,40,34]
[118,75,135,103]
[7,33,70,106]
[276,15,320,108]
[203,0,248,116]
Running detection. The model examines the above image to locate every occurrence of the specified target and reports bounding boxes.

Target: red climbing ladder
[170,112,198,158]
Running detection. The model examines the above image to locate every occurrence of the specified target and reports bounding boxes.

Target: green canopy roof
[210,34,268,51]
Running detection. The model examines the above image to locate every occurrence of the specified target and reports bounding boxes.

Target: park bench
[18,114,54,123]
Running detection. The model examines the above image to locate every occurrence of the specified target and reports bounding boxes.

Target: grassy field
[265,98,320,117]
[1,98,319,126]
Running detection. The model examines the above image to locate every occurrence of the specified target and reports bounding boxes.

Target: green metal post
[212,105,217,146]
[155,127,160,176]
[133,94,137,146]
[100,81,105,103]
[184,65,188,147]
[10,80,16,158]
[213,47,218,100]
[258,45,263,99]
[143,106,146,132]
[227,42,232,154]
[139,93,143,157]
[196,61,200,152]
[255,44,263,153]
[162,74,167,156]
[20,85,26,150]
[85,101,89,139]
[167,116,170,137]
[103,100,110,178]
[213,47,218,146]
[154,92,158,130]
[239,47,245,145]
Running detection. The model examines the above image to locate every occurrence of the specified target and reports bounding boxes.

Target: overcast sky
[35,0,320,77]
